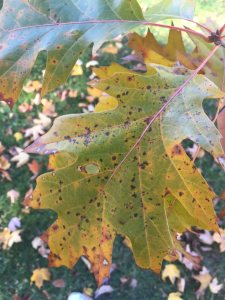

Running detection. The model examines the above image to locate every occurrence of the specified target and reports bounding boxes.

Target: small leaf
[30,268,51,289]
[168,292,183,300]
[162,264,180,284]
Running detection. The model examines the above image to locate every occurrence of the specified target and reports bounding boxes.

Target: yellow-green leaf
[26,64,224,284]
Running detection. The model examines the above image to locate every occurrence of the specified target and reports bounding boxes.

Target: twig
[6,19,210,42]
[107,44,221,183]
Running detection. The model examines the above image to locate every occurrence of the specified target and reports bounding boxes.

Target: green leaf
[141,0,196,21]
[0,0,143,107]
[0,0,196,107]
[26,64,224,284]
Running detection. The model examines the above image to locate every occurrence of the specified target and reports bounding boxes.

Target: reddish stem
[183,18,212,33]
[8,19,209,42]
[219,24,225,34]
[107,44,220,182]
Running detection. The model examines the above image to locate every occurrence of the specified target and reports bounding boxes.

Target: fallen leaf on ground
[209,277,223,294]
[168,292,183,300]
[41,99,57,117]
[11,148,30,168]
[7,189,20,204]
[14,132,23,142]
[95,285,113,298]
[28,160,42,176]
[23,80,42,93]
[162,264,180,284]
[213,228,225,252]
[0,155,11,170]
[0,228,22,249]
[52,279,65,288]
[193,267,212,298]
[177,278,185,293]
[71,64,83,76]
[68,293,92,300]
[199,230,214,245]
[25,125,45,141]
[18,102,33,113]
[8,217,21,232]
[30,268,51,289]
[0,142,5,154]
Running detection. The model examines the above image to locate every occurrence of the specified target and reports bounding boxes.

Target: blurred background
[0,0,225,299]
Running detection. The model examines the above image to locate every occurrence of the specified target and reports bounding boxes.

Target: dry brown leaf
[28,160,42,176]
[0,155,11,170]
[30,268,51,289]
[52,279,65,288]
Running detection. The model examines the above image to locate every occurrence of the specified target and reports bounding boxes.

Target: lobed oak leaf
[30,268,51,289]
[209,277,223,294]
[11,148,29,168]
[213,228,225,252]
[0,228,22,249]
[162,264,180,284]
[193,267,212,298]
[26,63,224,284]
[128,28,186,67]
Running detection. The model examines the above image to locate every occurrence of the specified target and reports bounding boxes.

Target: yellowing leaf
[71,65,83,76]
[168,292,183,300]
[0,155,10,170]
[95,96,118,113]
[14,132,23,142]
[128,29,186,66]
[162,264,180,284]
[30,268,51,289]
[26,63,224,285]
[0,228,22,249]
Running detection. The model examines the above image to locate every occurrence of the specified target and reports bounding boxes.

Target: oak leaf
[162,264,180,284]
[26,63,224,284]
[30,268,51,289]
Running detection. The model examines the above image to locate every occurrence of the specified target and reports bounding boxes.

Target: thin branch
[107,44,221,183]
[183,18,212,33]
[6,19,210,41]
[219,24,225,34]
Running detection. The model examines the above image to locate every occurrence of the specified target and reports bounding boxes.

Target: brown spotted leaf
[26,64,224,284]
